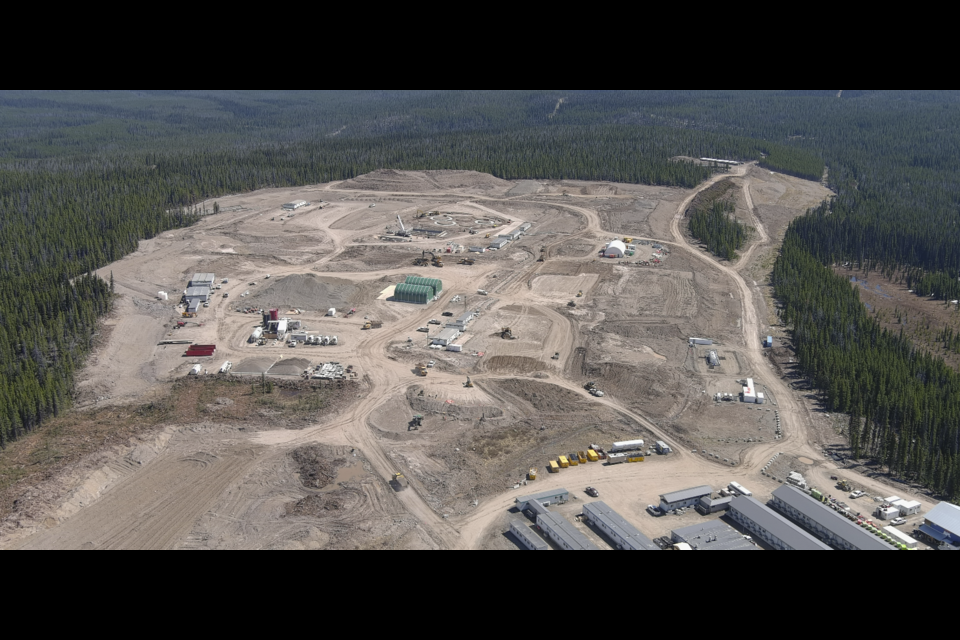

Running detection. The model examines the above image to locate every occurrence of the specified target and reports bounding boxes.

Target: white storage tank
[249,327,263,343]
[610,440,645,453]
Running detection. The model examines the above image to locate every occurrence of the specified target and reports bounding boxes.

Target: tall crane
[396,215,409,237]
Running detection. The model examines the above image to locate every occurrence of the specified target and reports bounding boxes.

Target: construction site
[1,166,945,551]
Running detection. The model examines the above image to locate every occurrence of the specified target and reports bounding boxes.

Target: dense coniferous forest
[689,199,747,261]
[3,90,960,499]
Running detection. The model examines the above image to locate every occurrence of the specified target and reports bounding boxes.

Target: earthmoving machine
[485,233,491,239]
[390,473,409,492]
[552,352,560,360]
[576,290,584,297]
[416,209,428,218]
[837,479,853,492]
[464,377,474,388]
[409,415,423,431]
[458,257,475,265]
[362,320,383,330]
[567,301,577,308]
[181,311,197,318]
[416,363,428,377]
[537,246,546,262]
[176,321,202,329]
[500,327,516,340]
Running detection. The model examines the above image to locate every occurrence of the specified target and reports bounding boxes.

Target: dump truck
[458,258,475,265]
[362,320,383,330]
[416,363,428,377]
[390,473,409,492]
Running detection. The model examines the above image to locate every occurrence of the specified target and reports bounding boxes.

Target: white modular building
[883,526,919,549]
[582,501,659,551]
[894,500,921,516]
[432,328,462,346]
[282,201,308,210]
[509,519,549,551]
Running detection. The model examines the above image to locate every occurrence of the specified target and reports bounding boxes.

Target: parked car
[646,505,662,517]
[442,312,454,317]
[427,361,435,368]
[891,517,907,526]
[585,487,599,498]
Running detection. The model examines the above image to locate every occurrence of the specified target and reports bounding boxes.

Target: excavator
[537,246,546,262]
[500,327,516,340]
[458,257,475,265]
[464,377,474,388]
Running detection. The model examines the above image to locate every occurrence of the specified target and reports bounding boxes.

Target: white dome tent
[605,240,626,258]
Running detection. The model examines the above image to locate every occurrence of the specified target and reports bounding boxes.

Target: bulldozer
[409,415,423,431]
[500,327,516,340]
[416,363,428,377]
[576,290,584,297]
[464,377,474,388]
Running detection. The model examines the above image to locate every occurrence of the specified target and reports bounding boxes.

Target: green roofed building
[404,276,442,298]
[394,283,433,304]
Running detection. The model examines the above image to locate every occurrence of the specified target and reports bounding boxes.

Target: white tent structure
[605,240,626,258]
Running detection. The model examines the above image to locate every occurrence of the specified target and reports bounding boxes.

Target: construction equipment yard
[1,167,942,550]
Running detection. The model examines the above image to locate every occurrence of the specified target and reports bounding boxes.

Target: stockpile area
[244,274,359,311]
[376,378,651,517]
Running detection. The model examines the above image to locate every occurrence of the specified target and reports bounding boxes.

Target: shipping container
[586,450,600,463]
[447,344,463,352]
[548,461,560,473]
[607,453,627,465]
[577,452,588,464]
[567,454,579,466]
[558,456,570,468]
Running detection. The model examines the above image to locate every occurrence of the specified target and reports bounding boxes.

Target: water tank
[249,327,263,343]
[270,309,280,322]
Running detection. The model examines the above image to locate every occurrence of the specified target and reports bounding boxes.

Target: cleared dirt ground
[3,167,941,551]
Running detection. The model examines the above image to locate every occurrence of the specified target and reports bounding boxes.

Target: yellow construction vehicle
[623,237,634,244]
[416,363,428,377]
[458,257,475,265]
[528,468,538,481]
[416,209,428,218]
[390,473,409,492]
[362,320,383,330]
[548,461,560,474]
[485,233,491,239]
[464,377,474,388]
[181,312,197,318]
[576,290,583,297]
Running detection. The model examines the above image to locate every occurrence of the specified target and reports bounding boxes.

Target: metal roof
[661,485,712,505]
[435,328,460,341]
[537,512,600,551]
[516,489,569,508]
[185,286,211,297]
[729,496,831,550]
[404,276,443,293]
[671,520,757,551]
[583,501,658,551]
[509,519,549,550]
[191,273,215,283]
[925,502,960,535]
[772,486,893,551]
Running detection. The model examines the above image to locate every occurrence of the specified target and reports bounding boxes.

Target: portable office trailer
[583,501,659,551]
[509,519,549,551]
[447,344,463,352]
[660,485,712,512]
[689,338,713,346]
[656,441,672,454]
[536,512,600,551]
[883,526,919,549]
[894,500,921,516]
[515,489,569,511]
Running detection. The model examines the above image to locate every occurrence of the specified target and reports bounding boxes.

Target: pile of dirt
[291,445,350,489]
[484,356,549,374]
[406,387,503,420]
[268,358,311,377]
[244,274,358,311]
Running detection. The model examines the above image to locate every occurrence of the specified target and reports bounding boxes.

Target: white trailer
[189,365,202,376]
[729,482,753,497]
[249,327,263,343]
[607,453,628,465]
[883,526,919,549]
[610,440,645,453]
[689,338,713,346]
[447,344,462,352]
